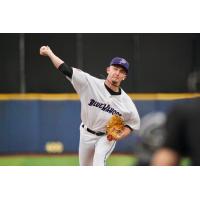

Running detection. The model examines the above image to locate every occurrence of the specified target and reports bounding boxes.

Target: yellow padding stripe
[128,93,200,100]
[0,93,200,101]
[0,93,79,101]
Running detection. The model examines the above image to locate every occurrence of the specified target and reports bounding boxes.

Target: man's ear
[123,75,127,80]
[106,66,110,74]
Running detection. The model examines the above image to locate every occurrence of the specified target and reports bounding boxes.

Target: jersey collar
[104,83,121,95]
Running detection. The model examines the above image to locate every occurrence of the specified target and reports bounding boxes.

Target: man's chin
[111,80,120,86]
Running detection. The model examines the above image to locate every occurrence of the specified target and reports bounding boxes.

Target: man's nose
[115,70,120,75]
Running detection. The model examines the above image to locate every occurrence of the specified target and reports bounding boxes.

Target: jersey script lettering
[88,99,122,116]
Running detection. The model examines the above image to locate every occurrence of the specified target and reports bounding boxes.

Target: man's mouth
[113,76,119,79]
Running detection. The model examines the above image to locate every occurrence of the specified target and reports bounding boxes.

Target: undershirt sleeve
[125,125,133,131]
[58,63,73,78]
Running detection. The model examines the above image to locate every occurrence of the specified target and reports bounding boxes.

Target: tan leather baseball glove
[106,115,125,141]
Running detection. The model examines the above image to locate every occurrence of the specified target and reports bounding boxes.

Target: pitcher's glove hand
[106,115,125,141]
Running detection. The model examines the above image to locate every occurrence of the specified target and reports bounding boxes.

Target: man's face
[106,65,127,86]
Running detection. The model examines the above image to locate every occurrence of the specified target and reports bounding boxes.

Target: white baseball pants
[79,124,116,166]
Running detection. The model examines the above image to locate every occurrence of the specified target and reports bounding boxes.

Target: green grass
[0,154,137,166]
[107,154,137,166]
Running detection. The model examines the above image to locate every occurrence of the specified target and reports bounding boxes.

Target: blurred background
[0,33,200,165]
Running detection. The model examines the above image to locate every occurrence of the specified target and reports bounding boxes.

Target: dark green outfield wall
[1,33,200,93]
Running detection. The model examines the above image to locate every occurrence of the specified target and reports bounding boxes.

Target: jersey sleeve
[66,67,89,94]
[125,102,140,131]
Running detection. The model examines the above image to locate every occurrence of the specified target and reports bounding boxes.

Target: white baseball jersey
[67,68,140,132]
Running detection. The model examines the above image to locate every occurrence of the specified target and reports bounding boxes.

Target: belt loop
[82,124,86,130]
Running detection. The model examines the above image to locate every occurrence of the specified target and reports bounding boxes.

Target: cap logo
[119,59,126,64]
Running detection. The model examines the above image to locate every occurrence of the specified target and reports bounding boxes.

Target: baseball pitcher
[40,46,140,166]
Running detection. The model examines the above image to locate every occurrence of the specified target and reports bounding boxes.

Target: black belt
[81,124,105,136]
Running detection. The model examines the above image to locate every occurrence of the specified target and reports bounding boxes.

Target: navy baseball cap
[110,57,129,73]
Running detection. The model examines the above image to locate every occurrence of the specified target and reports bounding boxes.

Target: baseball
[40,46,49,56]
